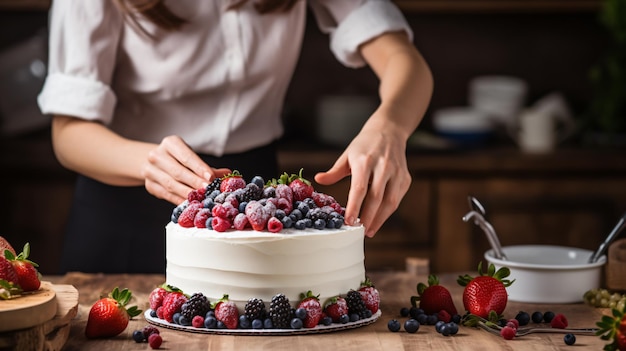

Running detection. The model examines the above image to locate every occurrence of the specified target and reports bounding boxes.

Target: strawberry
[6,243,40,292]
[358,277,380,313]
[245,200,272,231]
[0,236,16,257]
[297,291,323,328]
[161,291,188,323]
[149,284,181,311]
[596,303,626,351]
[177,201,203,228]
[457,262,514,319]
[213,294,239,329]
[324,296,348,323]
[288,168,314,201]
[411,274,458,316]
[85,287,142,338]
[220,170,246,193]
[0,256,18,286]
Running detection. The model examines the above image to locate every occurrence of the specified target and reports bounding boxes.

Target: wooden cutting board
[0,281,57,332]
[0,282,79,351]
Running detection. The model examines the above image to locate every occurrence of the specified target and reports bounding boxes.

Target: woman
[38,0,433,273]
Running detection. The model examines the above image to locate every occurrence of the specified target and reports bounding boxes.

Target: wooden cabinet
[279,147,626,273]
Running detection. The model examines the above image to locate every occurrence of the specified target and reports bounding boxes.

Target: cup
[469,76,528,127]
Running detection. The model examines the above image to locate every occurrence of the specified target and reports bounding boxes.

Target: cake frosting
[166,222,366,308]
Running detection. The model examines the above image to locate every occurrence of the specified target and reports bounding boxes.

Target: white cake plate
[144,309,381,335]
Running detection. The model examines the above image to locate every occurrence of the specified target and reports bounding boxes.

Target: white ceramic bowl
[485,245,606,304]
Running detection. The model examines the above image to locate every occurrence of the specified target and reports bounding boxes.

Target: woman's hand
[314,116,411,237]
[143,135,231,205]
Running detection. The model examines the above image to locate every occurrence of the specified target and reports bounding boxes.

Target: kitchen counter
[44,271,609,350]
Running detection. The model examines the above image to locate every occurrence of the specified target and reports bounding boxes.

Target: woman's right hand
[143,135,231,205]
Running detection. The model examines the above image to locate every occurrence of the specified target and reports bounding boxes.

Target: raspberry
[212,203,238,220]
[267,217,283,233]
[550,313,568,329]
[192,315,204,328]
[437,310,451,323]
[501,325,516,340]
[148,333,163,349]
[211,217,231,232]
[141,325,159,340]
[311,192,337,207]
[193,208,211,228]
[507,318,519,329]
[187,188,205,202]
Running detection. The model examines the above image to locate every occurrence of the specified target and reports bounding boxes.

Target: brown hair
[115,0,299,32]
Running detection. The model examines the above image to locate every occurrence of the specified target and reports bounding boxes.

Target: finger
[363,172,411,237]
[161,136,215,181]
[343,159,372,227]
[144,161,195,202]
[314,153,350,185]
[147,147,208,191]
[357,166,388,236]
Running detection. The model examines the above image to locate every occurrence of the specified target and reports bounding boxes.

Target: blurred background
[1,0,625,274]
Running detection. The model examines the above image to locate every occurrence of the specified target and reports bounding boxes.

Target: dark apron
[59,142,279,274]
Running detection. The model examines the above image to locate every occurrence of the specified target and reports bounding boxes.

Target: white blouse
[38,0,412,156]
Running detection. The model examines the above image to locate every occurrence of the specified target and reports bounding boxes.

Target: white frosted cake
[165,223,365,307]
[163,170,368,310]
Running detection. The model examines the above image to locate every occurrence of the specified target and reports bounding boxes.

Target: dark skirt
[59,142,279,274]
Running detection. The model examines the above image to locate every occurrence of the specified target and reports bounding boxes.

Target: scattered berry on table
[564,333,576,345]
[132,330,145,343]
[388,319,401,332]
[435,320,446,333]
[543,311,555,323]
[442,322,459,336]
[507,319,519,329]
[404,318,420,333]
[531,311,544,323]
[141,325,159,340]
[500,325,516,340]
[411,274,458,316]
[148,333,162,349]
[515,311,530,326]
[550,313,568,329]
[457,263,513,318]
[437,310,451,323]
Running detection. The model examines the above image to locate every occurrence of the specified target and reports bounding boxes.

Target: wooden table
[46,271,609,351]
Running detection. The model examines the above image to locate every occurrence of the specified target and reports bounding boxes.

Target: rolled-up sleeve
[309,0,413,68]
[38,0,123,124]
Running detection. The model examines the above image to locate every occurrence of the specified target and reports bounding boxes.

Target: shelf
[0,0,49,10]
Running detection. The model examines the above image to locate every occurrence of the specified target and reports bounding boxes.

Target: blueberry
[216,321,226,329]
[208,189,221,200]
[205,310,215,318]
[339,314,350,324]
[409,307,424,319]
[274,209,286,220]
[281,216,293,228]
[303,218,313,228]
[400,307,410,317]
[321,316,332,326]
[204,316,217,328]
[364,309,373,318]
[543,311,555,323]
[326,219,335,228]
[203,197,215,209]
[515,311,530,326]
[150,309,158,318]
[564,333,576,345]
[404,319,420,333]
[435,320,446,333]
[205,216,214,229]
[331,217,344,229]
[451,314,462,324]
[349,313,360,322]
[445,322,459,335]
[251,176,265,188]
[132,330,145,343]
[173,312,182,325]
[239,315,251,329]
[238,201,247,213]
[387,319,401,332]
[179,315,191,326]
[313,219,326,230]
[295,307,307,320]
[531,311,544,323]
[252,319,264,329]
[297,202,310,215]
[426,314,438,325]
[498,318,508,327]
[290,209,303,220]
[416,313,428,325]
[290,318,303,329]
[294,219,306,230]
[263,318,274,329]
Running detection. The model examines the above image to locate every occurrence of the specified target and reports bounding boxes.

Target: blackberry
[181,293,211,321]
[346,290,368,319]
[269,294,291,329]
[244,298,267,321]
[205,178,221,194]
[307,207,331,222]
[240,183,262,202]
